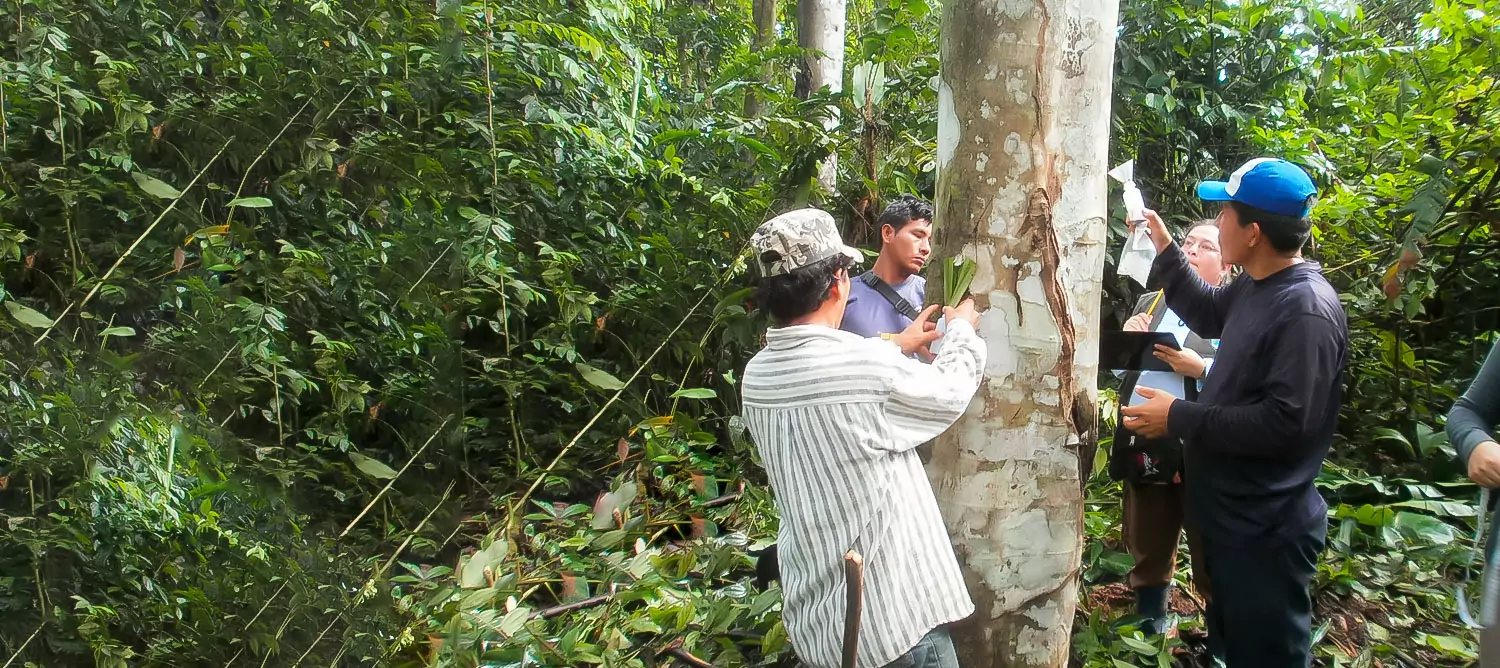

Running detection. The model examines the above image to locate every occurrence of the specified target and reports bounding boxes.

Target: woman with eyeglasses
[1111,220,1231,636]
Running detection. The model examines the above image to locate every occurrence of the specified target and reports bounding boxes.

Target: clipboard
[1100,331,1181,372]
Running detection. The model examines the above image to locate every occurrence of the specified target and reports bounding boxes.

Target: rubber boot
[1135,584,1170,636]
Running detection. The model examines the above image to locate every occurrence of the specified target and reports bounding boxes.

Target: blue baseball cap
[1197,158,1317,217]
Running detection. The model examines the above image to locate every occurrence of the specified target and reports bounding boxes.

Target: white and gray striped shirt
[742,320,986,668]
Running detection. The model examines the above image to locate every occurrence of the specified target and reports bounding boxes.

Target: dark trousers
[1122,481,1210,597]
[1200,520,1326,667]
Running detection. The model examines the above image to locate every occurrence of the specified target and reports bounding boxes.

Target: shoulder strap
[859,271,920,321]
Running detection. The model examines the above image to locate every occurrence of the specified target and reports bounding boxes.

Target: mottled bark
[745,0,777,118]
[924,0,1118,664]
[796,0,844,194]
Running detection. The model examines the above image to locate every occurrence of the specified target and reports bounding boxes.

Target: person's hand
[891,304,942,359]
[944,298,980,329]
[1120,387,1174,439]
[1141,209,1173,253]
[1123,313,1151,332]
[1468,440,1500,488]
[1153,344,1206,379]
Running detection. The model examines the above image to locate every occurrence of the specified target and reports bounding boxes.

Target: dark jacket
[1109,291,1219,484]
[1151,244,1349,545]
[1448,339,1500,561]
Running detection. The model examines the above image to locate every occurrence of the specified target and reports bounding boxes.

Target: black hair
[876,195,935,235]
[1228,200,1312,253]
[754,253,857,326]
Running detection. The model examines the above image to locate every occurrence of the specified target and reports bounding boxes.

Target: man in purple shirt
[841,196,934,343]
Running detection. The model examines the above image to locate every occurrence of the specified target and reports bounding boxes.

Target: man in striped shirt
[742,208,985,668]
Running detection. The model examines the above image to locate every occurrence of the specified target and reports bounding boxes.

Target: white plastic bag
[1110,160,1156,288]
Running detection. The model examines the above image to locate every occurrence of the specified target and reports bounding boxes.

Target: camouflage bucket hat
[751,208,863,277]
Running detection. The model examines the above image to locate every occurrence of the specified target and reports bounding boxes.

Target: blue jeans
[882,628,961,668]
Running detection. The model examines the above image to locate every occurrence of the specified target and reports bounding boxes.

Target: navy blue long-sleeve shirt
[1150,243,1349,545]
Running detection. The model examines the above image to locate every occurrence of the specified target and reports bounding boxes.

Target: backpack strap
[859,271,921,321]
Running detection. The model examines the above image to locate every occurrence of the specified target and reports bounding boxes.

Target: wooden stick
[700,493,741,509]
[655,638,716,668]
[537,594,612,619]
[842,550,865,668]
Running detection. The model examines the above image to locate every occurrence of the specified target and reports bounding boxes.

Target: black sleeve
[1448,339,1500,469]
[1167,313,1343,458]
[1150,243,1232,338]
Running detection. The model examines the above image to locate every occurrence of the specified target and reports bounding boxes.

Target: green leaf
[625,617,663,634]
[100,326,136,338]
[1425,634,1475,657]
[1095,550,1136,576]
[1120,636,1159,655]
[348,452,398,480]
[1392,499,1475,517]
[496,606,530,637]
[1373,427,1414,456]
[1392,511,1455,545]
[460,538,510,589]
[670,388,717,400]
[131,172,183,199]
[591,482,639,530]
[942,256,977,307]
[1353,504,1395,527]
[5,301,54,329]
[576,362,626,391]
[226,197,272,208]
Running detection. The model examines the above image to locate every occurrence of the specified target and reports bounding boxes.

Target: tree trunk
[924,0,1118,664]
[745,0,776,118]
[796,0,844,194]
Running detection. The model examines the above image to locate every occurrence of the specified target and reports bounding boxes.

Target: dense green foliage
[0,0,1496,665]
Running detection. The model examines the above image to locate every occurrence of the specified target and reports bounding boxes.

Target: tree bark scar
[1072,391,1097,489]
[1021,184,1079,440]
[1031,2,1050,131]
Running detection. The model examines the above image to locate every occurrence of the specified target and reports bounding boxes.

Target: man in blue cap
[1119,158,1349,667]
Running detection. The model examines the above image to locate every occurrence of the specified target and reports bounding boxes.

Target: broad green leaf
[458,586,498,610]
[1120,636,1159,655]
[1372,427,1412,455]
[591,482,639,530]
[1392,499,1475,517]
[576,362,625,391]
[1425,634,1475,657]
[670,388,717,400]
[496,606,530,637]
[227,197,272,208]
[1392,511,1455,545]
[1095,550,1136,576]
[761,619,788,654]
[5,301,54,329]
[131,172,183,199]
[625,617,662,634]
[460,538,509,589]
[100,326,136,338]
[348,452,397,480]
[1353,504,1395,527]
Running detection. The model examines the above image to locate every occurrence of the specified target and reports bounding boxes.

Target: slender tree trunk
[924,0,1118,664]
[796,0,844,194]
[745,0,776,118]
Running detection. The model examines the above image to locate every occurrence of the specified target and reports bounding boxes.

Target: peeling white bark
[926,0,1118,664]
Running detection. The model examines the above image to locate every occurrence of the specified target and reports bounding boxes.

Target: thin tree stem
[338,418,450,539]
[34,139,233,345]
